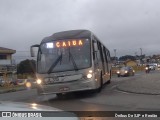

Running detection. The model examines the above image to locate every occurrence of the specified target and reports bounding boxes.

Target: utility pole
[114,49,117,64]
[114,49,117,59]
[114,49,117,58]
[140,48,142,64]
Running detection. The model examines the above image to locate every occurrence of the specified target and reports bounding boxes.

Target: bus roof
[41,30,92,43]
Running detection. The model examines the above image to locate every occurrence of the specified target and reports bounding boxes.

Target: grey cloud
[0,0,160,62]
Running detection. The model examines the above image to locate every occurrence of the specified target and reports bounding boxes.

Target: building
[0,47,16,82]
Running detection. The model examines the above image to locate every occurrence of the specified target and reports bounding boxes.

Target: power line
[15,51,38,52]
[16,51,30,52]
[13,56,36,57]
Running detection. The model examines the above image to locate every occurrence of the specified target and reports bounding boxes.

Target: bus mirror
[30,44,39,57]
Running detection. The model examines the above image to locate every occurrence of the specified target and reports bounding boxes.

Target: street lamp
[114,49,117,64]
[140,48,143,64]
[114,49,117,58]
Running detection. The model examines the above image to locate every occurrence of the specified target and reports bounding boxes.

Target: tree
[119,55,136,61]
[111,57,118,61]
[17,59,36,74]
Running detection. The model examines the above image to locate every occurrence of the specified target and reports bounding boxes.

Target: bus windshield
[37,39,91,73]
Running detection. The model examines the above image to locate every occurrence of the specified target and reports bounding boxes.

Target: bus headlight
[87,73,92,79]
[36,79,42,84]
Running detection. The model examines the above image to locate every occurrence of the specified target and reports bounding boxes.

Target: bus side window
[103,47,109,72]
[107,51,111,62]
[97,41,103,61]
[97,41,105,74]
[93,40,98,61]
[103,48,108,73]
[106,50,111,71]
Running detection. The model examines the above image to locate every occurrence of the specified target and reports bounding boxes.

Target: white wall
[0,60,11,65]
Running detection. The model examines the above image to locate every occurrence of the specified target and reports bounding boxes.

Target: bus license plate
[59,87,69,92]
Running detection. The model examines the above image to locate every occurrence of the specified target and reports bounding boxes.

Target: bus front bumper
[36,79,98,95]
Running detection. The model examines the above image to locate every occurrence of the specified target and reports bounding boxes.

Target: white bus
[30,30,111,97]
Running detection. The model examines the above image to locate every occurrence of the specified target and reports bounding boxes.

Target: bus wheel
[37,89,42,96]
[56,93,63,98]
[97,74,103,93]
[107,79,111,84]
[110,71,112,80]
[107,71,112,84]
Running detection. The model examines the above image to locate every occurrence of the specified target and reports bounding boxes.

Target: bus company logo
[2,112,11,117]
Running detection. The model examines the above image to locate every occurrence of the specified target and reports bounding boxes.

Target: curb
[116,86,160,95]
[0,88,27,94]
[115,71,160,95]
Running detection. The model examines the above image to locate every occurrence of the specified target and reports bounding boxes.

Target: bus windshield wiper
[47,54,62,74]
[69,48,79,71]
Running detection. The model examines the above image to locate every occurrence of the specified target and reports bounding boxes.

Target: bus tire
[97,73,103,93]
[107,79,111,84]
[37,90,42,96]
[107,70,112,84]
[56,93,63,98]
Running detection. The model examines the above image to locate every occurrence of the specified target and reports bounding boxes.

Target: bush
[17,74,35,79]
[132,66,145,72]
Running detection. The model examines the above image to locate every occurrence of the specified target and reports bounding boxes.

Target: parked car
[117,66,135,77]
[17,79,27,85]
[0,79,5,87]
[9,79,18,85]
[25,78,37,88]
[148,64,156,70]
[12,78,36,88]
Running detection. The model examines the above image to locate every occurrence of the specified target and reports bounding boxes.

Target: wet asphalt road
[0,71,160,120]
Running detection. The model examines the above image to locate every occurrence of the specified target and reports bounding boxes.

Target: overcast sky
[1,0,160,62]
